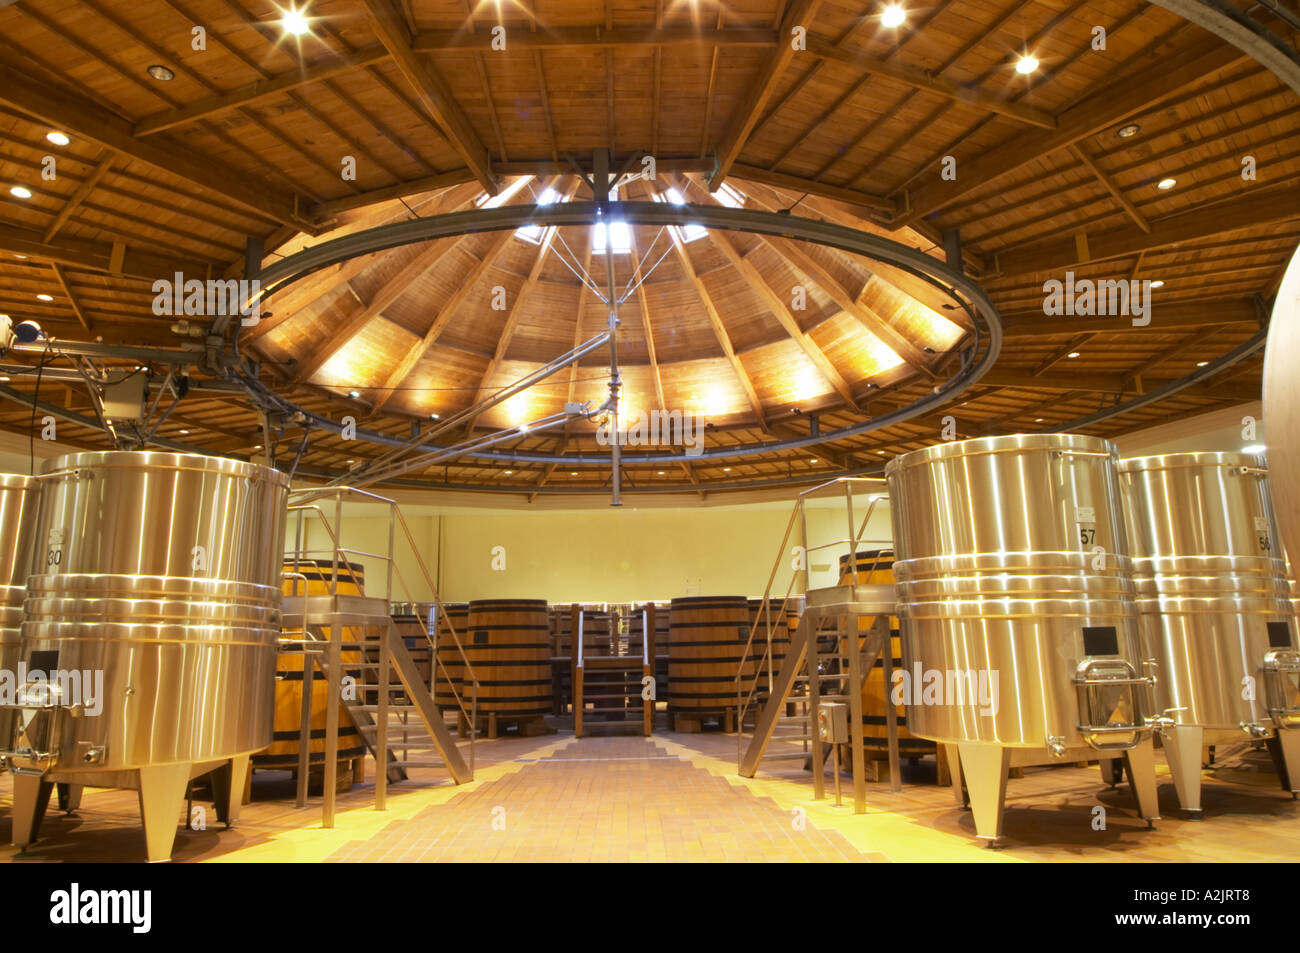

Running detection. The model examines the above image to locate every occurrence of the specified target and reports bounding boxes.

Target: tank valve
[1240,722,1269,739]
[82,746,105,764]
[1047,736,1067,758]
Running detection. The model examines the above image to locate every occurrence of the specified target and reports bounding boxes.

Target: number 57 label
[1076,506,1096,546]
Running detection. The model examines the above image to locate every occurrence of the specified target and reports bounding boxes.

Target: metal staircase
[283,486,479,828]
[734,478,903,813]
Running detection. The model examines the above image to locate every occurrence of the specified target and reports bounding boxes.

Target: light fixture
[0,376,9,382]
[1067,351,1080,358]
[253,444,262,450]
[179,429,190,435]
[1195,361,1208,367]
[504,470,513,475]
[1149,280,1164,288]
[46,131,70,146]
[10,186,32,199]
[1116,124,1140,139]
[1034,418,1045,423]
[347,390,359,398]
[13,254,27,259]
[657,470,665,475]
[809,458,818,463]
[876,450,886,455]
[36,293,53,301]
[723,467,732,472]
[147,64,175,81]
[1015,55,1039,74]
[881,3,906,27]
[430,413,440,420]
[570,471,578,476]
[281,6,311,35]
[1243,444,1266,455]
[1156,177,1177,190]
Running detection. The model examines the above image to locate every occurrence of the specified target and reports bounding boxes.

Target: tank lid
[885,433,1116,475]
[41,450,290,487]
[0,472,39,489]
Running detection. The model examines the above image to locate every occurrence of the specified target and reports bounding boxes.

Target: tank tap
[1240,722,1269,739]
[1046,736,1067,758]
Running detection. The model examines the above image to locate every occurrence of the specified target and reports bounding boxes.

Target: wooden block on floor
[673,714,702,733]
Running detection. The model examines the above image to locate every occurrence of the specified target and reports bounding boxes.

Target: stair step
[760,751,816,761]
[390,760,446,768]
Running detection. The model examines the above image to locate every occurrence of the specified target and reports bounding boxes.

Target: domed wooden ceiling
[0,0,1296,496]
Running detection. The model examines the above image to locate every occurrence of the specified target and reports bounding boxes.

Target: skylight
[516,187,560,243]
[712,182,746,208]
[654,187,707,243]
[592,220,631,255]
[474,175,535,209]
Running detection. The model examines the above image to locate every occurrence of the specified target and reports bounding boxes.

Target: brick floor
[0,726,1296,862]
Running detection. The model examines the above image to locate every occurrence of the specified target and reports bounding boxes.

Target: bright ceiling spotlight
[147,64,175,81]
[657,470,665,475]
[570,471,578,476]
[1116,124,1140,139]
[1195,361,1208,367]
[10,186,32,199]
[504,470,513,475]
[36,293,53,302]
[1015,55,1039,74]
[1156,177,1177,190]
[1067,351,1081,358]
[1149,280,1165,288]
[347,390,360,398]
[881,3,906,27]
[281,5,311,35]
[46,131,70,146]
[430,413,440,420]
[1034,418,1045,423]
[179,429,190,435]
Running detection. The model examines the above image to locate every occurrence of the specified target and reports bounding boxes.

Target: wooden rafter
[291,238,467,385]
[1031,335,1094,376]
[996,180,1300,277]
[708,0,822,190]
[0,62,315,233]
[412,26,777,51]
[49,263,90,331]
[364,0,497,194]
[704,229,858,410]
[978,369,1260,402]
[371,230,515,414]
[896,35,1244,226]
[43,151,113,243]
[0,223,209,280]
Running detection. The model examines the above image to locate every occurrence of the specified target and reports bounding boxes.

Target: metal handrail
[285,486,478,773]
[734,478,892,768]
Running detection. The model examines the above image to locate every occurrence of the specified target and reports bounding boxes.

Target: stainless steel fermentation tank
[1118,452,1300,812]
[886,434,1160,843]
[0,475,42,763]
[4,452,290,862]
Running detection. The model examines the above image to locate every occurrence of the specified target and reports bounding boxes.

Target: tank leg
[956,743,1010,843]
[944,744,966,806]
[1161,725,1204,814]
[210,755,251,827]
[1265,729,1300,794]
[1123,737,1162,826]
[136,762,192,863]
[10,773,54,847]
[56,782,83,813]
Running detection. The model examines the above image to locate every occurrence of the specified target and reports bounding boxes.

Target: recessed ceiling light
[809,458,818,463]
[430,413,440,420]
[1149,280,1164,288]
[0,376,9,382]
[1196,361,1208,367]
[876,450,886,455]
[10,186,32,199]
[570,471,578,476]
[657,470,665,475]
[46,131,70,146]
[147,64,175,81]
[504,470,513,475]
[1034,418,1045,423]
[881,3,906,27]
[282,7,311,35]
[179,429,190,434]
[36,293,53,301]
[1067,351,1080,358]
[347,390,359,398]
[1156,177,1177,191]
[723,467,732,472]
[1015,55,1039,74]
[1116,124,1140,139]
[13,254,27,260]
[253,444,263,450]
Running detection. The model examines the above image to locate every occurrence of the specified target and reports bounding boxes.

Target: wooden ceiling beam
[0,223,210,281]
[729,164,895,215]
[370,231,514,414]
[979,369,1261,402]
[42,151,114,244]
[708,0,822,190]
[132,45,391,136]
[1068,144,1150,233]
[412,26,777,50]
[0,62,315,234]
[896,36,1244,226]
[996,180,1300,278]
[704,229,858,409]
[804,34,1056,130]
[291,237,467,385]
[364,0,497,194]
[999,298,1257,337]
[49,263,90,332]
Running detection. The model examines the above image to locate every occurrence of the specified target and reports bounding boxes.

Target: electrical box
[102,374,147,421]
[818,701,848,744]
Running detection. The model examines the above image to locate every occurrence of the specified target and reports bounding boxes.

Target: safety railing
[735,477,892,767]
[284,485,478,773]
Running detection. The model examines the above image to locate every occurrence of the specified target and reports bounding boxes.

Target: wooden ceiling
[0,0,1296,496]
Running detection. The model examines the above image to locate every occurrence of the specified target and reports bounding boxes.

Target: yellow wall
[295,499,894,606]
